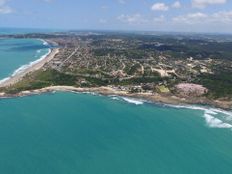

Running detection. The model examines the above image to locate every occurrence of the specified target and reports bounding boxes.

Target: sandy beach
[0,48,59,87]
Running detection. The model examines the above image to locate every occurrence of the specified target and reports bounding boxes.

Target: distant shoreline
[0,40,59,87]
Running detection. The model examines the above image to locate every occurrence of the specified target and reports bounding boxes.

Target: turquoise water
[0,38,50,80]
[0,29,232,173]
[0,92,232,174]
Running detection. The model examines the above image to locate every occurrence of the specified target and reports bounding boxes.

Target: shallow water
[0,38,49,81]
[0,29,232,174]
[0,92,232,174]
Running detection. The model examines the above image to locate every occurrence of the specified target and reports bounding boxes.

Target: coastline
[0,39,230,111]
[0,45,59,87]
[0,85,231,111]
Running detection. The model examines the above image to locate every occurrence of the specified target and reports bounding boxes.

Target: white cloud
[117,13,167,26]
[0,6,11,14]
[0,0,12,14]
[116,10,232,33]
[101,5,109,9]
[151,3,169,11]
[192,0,227,8]
[99,19,107,23]
[153,15,166,23]
[0,0,8,6]
[173,12,208,24]
[118,0,126,4]
[172,1,181,8]
[117,14,147,24]
[173,11,232,24]
[211,11,232,23]
[0,0,4,6]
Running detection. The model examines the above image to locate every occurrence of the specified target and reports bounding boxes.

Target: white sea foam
[204,113,232,128]
[121,97,144,105]
[166,104,232,129]
[111,96,144,105]
[0,38,51,85]
[43,41,49,46]
[0,77,10,84]
[0,48,51,85]
[205,109,217,115]
[210,108,232,118]
[166,104,207,112]
[12,48,51,76]
[38,39,49,46]
[111,96,120,100]
[107,94,231,129]
[83,92,101,96]
[113,97,232,129]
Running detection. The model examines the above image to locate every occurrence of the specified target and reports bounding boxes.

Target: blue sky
[1,0,232,33]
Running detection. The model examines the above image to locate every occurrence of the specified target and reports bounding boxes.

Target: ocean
[0,29,232,174]
[0,38,50,82]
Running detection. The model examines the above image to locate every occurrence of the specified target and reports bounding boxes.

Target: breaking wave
[0,77,10,84]
[0,39,51,85]
[11,49,51,76]
[166,104,232,129]
[111,96,144,105]
[122,97,144,105]
[204,113,232,128]
[38,39,49,46]
[110,96,232,129]
[36,49,42,54]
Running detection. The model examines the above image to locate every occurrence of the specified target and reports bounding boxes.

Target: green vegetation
[127,63,141,75]
[3,69,77,94]
[1,32,232,103]
[156,85,170,93]
[194,68,232,99]
[116,76,163,86]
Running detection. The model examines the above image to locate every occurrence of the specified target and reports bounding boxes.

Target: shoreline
[0,85,231,111]
[0,39,230,111]
[0,41,59,87]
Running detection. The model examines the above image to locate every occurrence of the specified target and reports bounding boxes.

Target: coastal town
[2,0,232,173]
[0,32,232,109]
